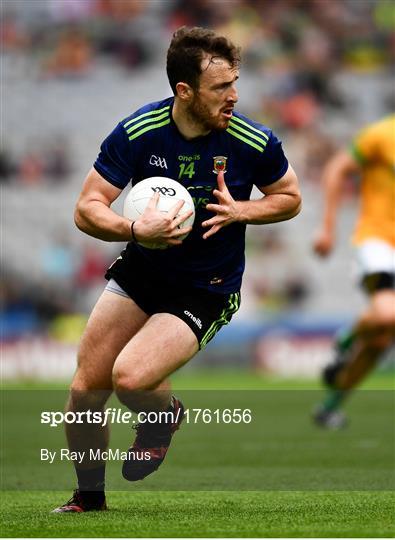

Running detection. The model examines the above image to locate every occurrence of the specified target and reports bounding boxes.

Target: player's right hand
[313,229,335,257]
[133,192,193,246]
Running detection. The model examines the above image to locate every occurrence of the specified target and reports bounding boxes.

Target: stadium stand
[2,0,393,375]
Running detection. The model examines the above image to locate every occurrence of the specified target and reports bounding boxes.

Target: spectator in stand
[46,136,72,183]
[43,28,92,79]
[18,151,45,185]
[75,245,109,290]
[0,149,17,183]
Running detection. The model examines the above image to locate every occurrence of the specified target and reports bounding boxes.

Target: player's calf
[122,396,184,481]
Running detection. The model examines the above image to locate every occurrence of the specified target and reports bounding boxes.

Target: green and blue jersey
[94,97,289,293]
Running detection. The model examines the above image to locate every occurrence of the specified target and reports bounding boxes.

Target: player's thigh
[113,313,199,390]
[369,290,395,328]
[74,290,149,390]
[358,289,395,349]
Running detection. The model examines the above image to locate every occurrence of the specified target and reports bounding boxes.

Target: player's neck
[172,99,211,140]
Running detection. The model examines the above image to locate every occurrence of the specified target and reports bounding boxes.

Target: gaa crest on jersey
[213,156,227,174]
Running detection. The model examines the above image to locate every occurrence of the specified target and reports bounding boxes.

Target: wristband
[131,221,138,242]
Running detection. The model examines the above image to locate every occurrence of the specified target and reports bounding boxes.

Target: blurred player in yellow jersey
[312,114,395,428]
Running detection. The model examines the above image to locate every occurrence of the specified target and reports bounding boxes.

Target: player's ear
[176,82,194,101]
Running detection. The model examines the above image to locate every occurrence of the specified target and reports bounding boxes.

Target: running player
[313,114,395,428]
[53,27,301,512]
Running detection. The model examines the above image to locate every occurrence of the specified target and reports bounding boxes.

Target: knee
[380,313,395,334]
[363,311,395,349]
[68,375,111,412]
[112,368,150,408]
[367,295,395,332]
[364,333,393,351]
[112,364,148,396]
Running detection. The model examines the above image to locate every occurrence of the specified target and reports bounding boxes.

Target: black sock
[76,465,106,499]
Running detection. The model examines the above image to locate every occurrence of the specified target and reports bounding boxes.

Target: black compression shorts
[361,272,395,295]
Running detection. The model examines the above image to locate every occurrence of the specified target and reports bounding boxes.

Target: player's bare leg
[53,290,149,512]
[112,313,199,480]
[315,290,395,428]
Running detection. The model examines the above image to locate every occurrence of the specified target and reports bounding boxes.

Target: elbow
[294,195,302,217]
[74,201,86,232]
[289,192,302,219]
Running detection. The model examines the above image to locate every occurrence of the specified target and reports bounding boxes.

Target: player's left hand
[202,172,242,239]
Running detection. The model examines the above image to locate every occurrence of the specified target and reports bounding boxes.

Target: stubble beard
[188,93,229,132]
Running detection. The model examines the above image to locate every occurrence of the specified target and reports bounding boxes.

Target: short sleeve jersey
[94,97,289,293]
[350,114,395,246]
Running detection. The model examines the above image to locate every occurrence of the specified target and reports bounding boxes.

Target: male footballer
[313,114,395,428]
[54,26,301,512]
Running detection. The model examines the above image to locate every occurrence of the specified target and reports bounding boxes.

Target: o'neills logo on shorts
[213,156,227,174]
[184,310,203,329]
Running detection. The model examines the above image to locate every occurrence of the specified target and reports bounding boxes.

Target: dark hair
[166,26,241,94]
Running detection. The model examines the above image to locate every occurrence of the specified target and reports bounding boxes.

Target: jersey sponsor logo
[184,310,203,329]
[209,276,223,285]
[186,185,213,209]
[149,154,168,169]
[178,154,201,162]
[213,156,227,174]
[151,186,176,196]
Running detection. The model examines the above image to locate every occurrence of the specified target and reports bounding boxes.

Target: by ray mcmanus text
[40,448,151,464]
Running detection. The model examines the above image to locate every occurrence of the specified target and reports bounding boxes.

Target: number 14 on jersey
[178,161,196,180]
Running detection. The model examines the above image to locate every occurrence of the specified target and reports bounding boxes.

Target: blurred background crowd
[2,0,394,376]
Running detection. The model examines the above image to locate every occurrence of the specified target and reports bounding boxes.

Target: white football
[123,176,195,249]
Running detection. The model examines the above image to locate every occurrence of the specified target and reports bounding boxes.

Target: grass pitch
[1,370,394,538]
[2,490,394,538]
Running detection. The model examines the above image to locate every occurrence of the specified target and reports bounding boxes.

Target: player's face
[189,56,239,131]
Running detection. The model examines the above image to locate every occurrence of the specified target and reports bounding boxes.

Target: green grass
[1,490,394,538]
[2,368,394,391]
[1,370,394,537]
